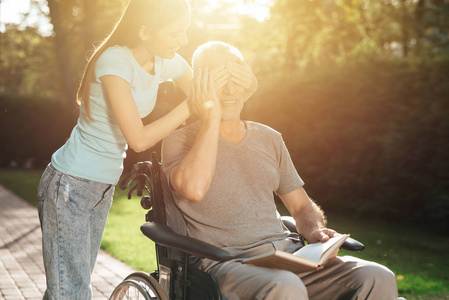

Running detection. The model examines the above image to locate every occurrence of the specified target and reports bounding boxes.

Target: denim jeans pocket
[59,174,114,210]
[37,164,57,202]
[37,163,57,225]
[93,184,114,209]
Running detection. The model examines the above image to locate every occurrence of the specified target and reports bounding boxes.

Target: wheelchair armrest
[140,223,235,262]
[281,216,297,233]
[280,216,365,251]
[340,237,365,251]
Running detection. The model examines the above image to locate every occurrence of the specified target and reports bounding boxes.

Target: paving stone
[0,185,136,299]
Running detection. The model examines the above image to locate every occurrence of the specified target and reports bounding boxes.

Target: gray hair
[192,41,244,69]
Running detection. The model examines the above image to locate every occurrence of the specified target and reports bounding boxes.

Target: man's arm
[169,120,220,203]
[279,187,336,243]
[169,68,222,203]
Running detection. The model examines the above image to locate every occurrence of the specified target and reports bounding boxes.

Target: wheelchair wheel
[111,271,168,300]
[109,279,151,299]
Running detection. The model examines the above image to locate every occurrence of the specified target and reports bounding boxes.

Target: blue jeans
[37,164,115,300]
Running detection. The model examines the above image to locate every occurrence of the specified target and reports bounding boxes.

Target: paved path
[0,185,136,300]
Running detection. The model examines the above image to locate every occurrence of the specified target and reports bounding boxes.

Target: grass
[326,214,449,300]
[0,169,43,207]
[1,168,448,299]
[101,188,158,273]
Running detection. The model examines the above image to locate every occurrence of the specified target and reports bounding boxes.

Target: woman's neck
[130,45,155,74]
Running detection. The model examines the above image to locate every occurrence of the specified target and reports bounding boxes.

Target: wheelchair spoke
[109,279,151,300]
[110,272,168,300]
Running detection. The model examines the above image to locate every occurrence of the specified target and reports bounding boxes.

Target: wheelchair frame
[109,151,365,300]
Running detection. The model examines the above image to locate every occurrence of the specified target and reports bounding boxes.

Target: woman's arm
[173,68,193,96]
[101,74,191,152]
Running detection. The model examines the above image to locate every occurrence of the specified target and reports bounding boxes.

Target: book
[242,234,350,274]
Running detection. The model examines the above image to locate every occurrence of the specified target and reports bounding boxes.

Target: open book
[242,234,349,274]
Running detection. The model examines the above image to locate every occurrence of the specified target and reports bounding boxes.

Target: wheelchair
[109,152,365,300]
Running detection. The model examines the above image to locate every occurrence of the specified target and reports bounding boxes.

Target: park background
[0,0,448,299]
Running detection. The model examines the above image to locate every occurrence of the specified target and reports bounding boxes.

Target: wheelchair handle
[120,161,153,190]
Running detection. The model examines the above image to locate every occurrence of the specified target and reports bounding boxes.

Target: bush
[0,82,180,171]
[1,57,447,233]
[0,93,77,168]
[244,57,449,233]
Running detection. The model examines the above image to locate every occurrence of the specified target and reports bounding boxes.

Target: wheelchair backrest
[160,167,190,261]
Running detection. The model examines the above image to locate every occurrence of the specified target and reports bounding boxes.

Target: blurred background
[1,0,448,234]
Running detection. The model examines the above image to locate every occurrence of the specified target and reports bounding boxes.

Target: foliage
[1,0,449,235]
[45,0,127,102]
[2,0,449,100]
[0,93,77,169]
[0,88,175,171]
[0,25,63,99]
[230,0,449,73]
[244,56,449,233]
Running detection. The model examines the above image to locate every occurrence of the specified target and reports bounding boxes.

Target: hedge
[1,58,448,233]
[245,57,449,233]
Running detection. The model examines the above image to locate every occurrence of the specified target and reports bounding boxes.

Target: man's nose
[222,78,235,95]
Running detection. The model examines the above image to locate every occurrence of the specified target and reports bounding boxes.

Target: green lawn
[327,214,449,300]
[101,188,158,273]
[1,168,448,299]
[0,169,43,207]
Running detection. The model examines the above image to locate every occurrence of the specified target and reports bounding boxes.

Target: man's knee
[355,261,398,298]
[257,270,307,300]
[359,262,396,283]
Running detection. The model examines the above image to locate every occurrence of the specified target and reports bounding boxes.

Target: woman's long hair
[76,0,190,120]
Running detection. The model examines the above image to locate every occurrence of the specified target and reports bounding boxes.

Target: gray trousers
[199,239,398,300]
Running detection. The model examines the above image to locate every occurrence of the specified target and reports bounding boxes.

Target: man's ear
[139,25,149,41]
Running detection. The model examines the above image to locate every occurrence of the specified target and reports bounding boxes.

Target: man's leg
[207,260,308,300]
[300,256,398,300]
[202,242,308,300]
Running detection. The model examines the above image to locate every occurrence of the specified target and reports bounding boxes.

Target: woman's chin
[162,49,177,60]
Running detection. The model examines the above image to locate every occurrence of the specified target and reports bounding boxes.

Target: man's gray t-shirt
[161,121,304,252]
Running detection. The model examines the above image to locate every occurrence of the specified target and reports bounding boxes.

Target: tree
[46,0,125,105]
[0,25,62,99]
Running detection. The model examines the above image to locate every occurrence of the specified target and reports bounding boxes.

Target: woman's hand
[227,60,258,99]
[211,65,228,95]
[191,67,222,122]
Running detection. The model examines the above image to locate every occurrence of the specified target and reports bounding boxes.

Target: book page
[293,234,349,264]
[243,251,319,274]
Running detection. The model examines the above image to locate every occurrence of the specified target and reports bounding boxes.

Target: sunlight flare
[204,0,272,21]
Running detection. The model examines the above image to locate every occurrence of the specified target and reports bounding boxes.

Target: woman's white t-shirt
[52,45,189,184]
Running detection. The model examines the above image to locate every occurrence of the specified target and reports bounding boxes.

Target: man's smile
[220,99,239,105]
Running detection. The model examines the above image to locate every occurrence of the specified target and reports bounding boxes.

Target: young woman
[37,0,194,298]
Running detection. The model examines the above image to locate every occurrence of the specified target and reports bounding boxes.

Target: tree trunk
[414,0,426,54]
[400,0,410,57]
[47,0,78,106]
